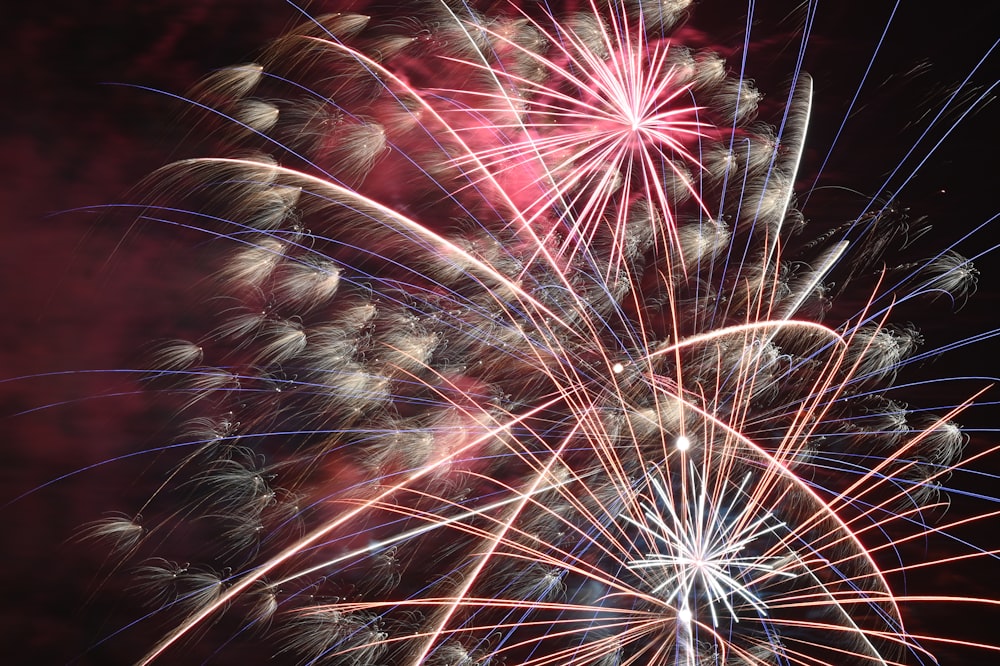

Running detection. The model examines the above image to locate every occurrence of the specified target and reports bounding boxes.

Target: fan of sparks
[89,1,996,665]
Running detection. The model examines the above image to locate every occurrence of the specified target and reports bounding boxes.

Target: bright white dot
[675,435,691,451]
[677,607,693,624]
[612,362,624,374]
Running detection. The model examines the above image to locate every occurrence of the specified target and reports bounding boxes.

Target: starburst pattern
[623,460,796,629]
[71,1,999,665]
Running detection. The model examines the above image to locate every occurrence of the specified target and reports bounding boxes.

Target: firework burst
[31,0,999,664]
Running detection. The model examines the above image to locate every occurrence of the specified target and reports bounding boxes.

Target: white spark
[624,464,796,627]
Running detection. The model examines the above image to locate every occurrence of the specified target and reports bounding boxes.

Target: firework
[33,0,998,664]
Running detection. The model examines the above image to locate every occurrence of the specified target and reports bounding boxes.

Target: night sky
[2,1,997,664]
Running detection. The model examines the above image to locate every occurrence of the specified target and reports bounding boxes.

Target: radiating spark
[624,463,797,628]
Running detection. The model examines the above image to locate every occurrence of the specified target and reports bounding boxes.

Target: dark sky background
[1,1,997,664]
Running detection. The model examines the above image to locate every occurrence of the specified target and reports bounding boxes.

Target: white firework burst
[623,459,797,629]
